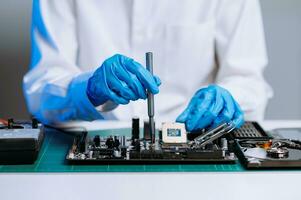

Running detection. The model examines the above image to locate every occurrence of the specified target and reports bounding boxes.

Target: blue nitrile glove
[176,85,244,131]
[86,54,161,106]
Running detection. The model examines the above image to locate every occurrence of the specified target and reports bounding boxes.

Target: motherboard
[66,119,236,164]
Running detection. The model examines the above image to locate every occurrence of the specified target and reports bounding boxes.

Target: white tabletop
[1,120,301,200]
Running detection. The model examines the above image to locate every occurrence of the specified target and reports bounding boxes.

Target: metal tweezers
[189,122,236,149]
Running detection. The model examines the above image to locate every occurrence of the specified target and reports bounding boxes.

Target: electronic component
[162,122,186,144]
[132,117,139,140]
[0,118,44,164]
[120,135,126,146]
[235,138,301,168]
[78,131,88,152]
[106,136,115,149]
[189,122,235,148]
[266,147,289,158]
[143,120,151,140]
[233,123,301,168]
[66,120,301,168]
[93,135,100,147]
[66,119,237,164]
[232,121,270,139]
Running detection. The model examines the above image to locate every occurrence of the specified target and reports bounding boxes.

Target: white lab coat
[23,0,272,124]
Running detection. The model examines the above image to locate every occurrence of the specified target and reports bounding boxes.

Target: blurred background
[0,0,300,119]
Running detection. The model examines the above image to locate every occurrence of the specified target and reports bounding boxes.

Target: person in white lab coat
[23,0,272,130]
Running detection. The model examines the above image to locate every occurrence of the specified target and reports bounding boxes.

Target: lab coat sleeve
[214,0,273,121]
[23,0,115,125]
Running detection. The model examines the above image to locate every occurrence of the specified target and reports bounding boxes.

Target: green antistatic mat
[0,128,245,173]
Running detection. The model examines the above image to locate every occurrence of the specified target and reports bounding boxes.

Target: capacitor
[93,135,100,147]
[132,117,140,140]
[89,151,93,159]
[106,136,114,149]
[221,138,228,151]
[144,120,151,140]
[114,136,120,149]
[126,149,130,160]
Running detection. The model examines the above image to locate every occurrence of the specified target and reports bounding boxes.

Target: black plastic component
[106,137,114,149]
[231,121,271,139]
[187,130,206,140]
[67,133,237,165]
[66,121,281,165]
[114,136,120,149]
[158,129,162,140]
[121,147,127,157]
[32,118,39,129]
[93,135,100,147]
[78,131,88,152]
[132,117,140,140]
[143,121,151,140]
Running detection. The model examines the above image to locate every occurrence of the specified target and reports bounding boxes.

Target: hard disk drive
[233,122,301,168]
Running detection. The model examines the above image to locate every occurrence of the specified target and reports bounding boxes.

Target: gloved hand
[87,54,161,106]
[176,85,244,131]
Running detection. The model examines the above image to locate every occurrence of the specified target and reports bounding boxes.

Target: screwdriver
[145,52,155,144]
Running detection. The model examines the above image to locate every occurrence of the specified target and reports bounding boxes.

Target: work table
[1,120,301,200]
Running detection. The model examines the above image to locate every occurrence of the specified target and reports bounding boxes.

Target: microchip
[162,122,187,143]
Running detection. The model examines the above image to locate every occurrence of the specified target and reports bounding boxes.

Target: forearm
[23,71,100,125]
